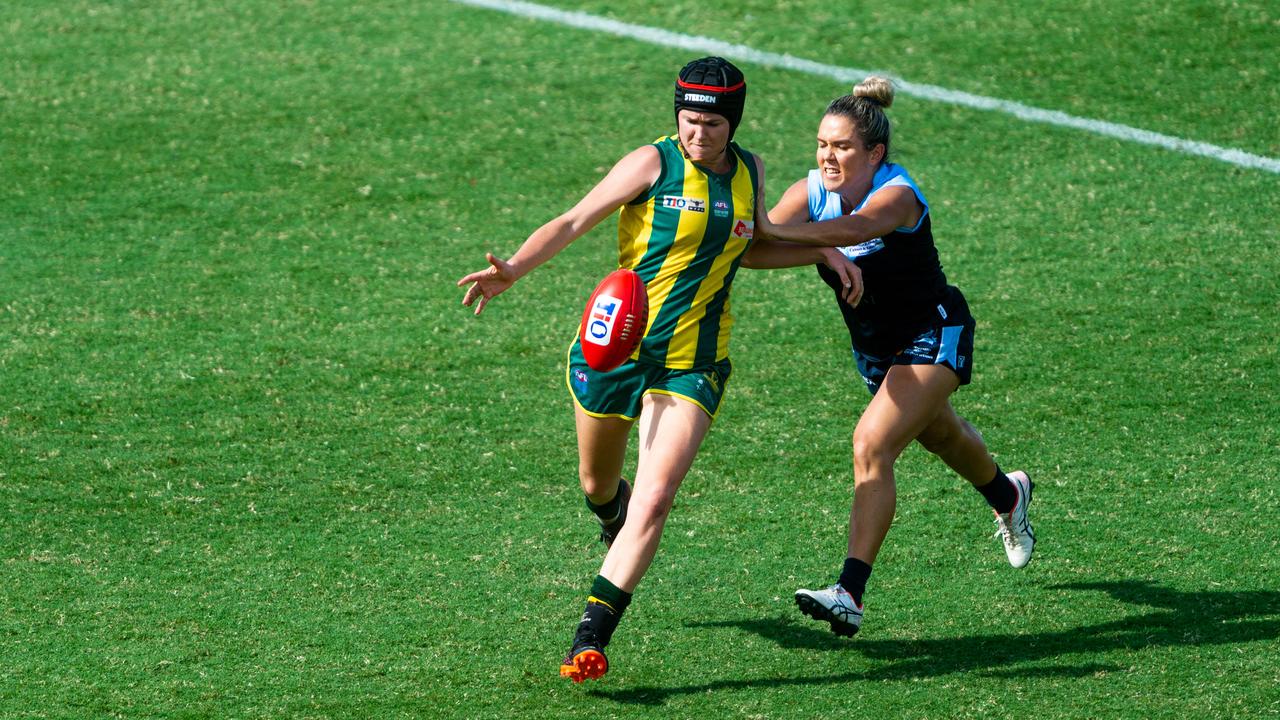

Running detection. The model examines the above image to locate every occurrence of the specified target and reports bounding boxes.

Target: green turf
[2,1,1278,718]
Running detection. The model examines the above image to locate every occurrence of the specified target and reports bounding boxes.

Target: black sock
[976,467,1017,514]
[585,480,626,524]
[577,575,632,647]
[589,575,632,614]
[838,557,872,606]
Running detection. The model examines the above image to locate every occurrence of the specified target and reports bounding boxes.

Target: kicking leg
[599,393,712,591]
[561,393,712,681]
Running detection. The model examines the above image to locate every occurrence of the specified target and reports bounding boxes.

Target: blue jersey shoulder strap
[857,164,930,233]
[806,169,844,222]
[807,163,930,233]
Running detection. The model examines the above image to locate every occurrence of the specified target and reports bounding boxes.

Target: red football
[579,269,649,372]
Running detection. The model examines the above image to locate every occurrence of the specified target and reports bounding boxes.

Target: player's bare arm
[757,183,919,248]
[458,145,660,315]
[767,177,810,225]
[742,168,862,305]
[741,175,818,267]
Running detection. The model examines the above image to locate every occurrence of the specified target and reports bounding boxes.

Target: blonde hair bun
[853,76,894,109]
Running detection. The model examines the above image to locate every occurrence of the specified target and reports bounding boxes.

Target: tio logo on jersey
[661,196,706,213]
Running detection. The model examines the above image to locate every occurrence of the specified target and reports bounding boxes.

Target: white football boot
[794,583,863,637]
[994,470,1036,568]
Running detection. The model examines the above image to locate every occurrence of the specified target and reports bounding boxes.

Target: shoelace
[993,514,1026,548]
[994,515,1014,545]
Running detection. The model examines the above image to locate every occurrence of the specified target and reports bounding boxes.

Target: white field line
[451,0,1280,175]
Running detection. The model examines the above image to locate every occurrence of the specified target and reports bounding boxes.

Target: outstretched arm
[742,175,862,304]
[742,239,863,306]
[457,145,660,315]
[754,174,919,248]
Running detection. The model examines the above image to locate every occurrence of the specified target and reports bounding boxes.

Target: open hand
[457,252,518,316]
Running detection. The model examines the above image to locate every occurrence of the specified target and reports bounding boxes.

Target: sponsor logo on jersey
[712,200,730,217]
[682,92,717,103]
[732,219,754,239]
[838,237,885,259]
[584,294,621,347]
[661,196,706,213]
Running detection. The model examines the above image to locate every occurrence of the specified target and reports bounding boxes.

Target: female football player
[458,57,862,682]
[753,77,1036,637]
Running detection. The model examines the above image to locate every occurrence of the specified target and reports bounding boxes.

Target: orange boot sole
[559,648,608,683]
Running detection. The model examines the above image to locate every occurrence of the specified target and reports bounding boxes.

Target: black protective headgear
[673,57,746,139]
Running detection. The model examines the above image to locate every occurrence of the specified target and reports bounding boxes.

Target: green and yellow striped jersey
[617,135,760,369]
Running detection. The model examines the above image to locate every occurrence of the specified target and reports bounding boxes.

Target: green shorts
[566,339,732,421]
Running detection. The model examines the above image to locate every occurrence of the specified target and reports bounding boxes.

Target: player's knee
[916,423,954,455]
[628,484,677,524]
[578,467,617,500]
[851,432,895,475]
[918,415,981,457]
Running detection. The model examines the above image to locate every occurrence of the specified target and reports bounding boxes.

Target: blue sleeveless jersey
[808,163,954,357]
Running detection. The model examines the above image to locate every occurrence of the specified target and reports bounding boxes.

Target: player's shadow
[590,580,1280,706]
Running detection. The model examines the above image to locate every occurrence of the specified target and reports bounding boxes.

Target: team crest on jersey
[712,200,730,217]
[661,196,706,213]
[732,219,754,239]
[702,371,721,393]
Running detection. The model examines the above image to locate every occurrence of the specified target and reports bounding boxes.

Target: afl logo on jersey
[661,196,706,213]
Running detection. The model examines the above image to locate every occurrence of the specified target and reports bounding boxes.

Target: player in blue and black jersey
[754,76,1037,638]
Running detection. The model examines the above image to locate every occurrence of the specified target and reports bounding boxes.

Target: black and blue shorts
[853,297,976,396]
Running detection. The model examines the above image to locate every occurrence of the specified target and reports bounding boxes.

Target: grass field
[2,1,1278,718]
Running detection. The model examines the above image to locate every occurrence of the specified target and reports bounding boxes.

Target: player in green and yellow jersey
[458,57,863,682]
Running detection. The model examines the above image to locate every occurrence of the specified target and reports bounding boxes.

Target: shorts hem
[568,388,640,422]
[644,389,717,420]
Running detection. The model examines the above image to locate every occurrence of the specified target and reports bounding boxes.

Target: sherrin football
[579,268,649,372]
